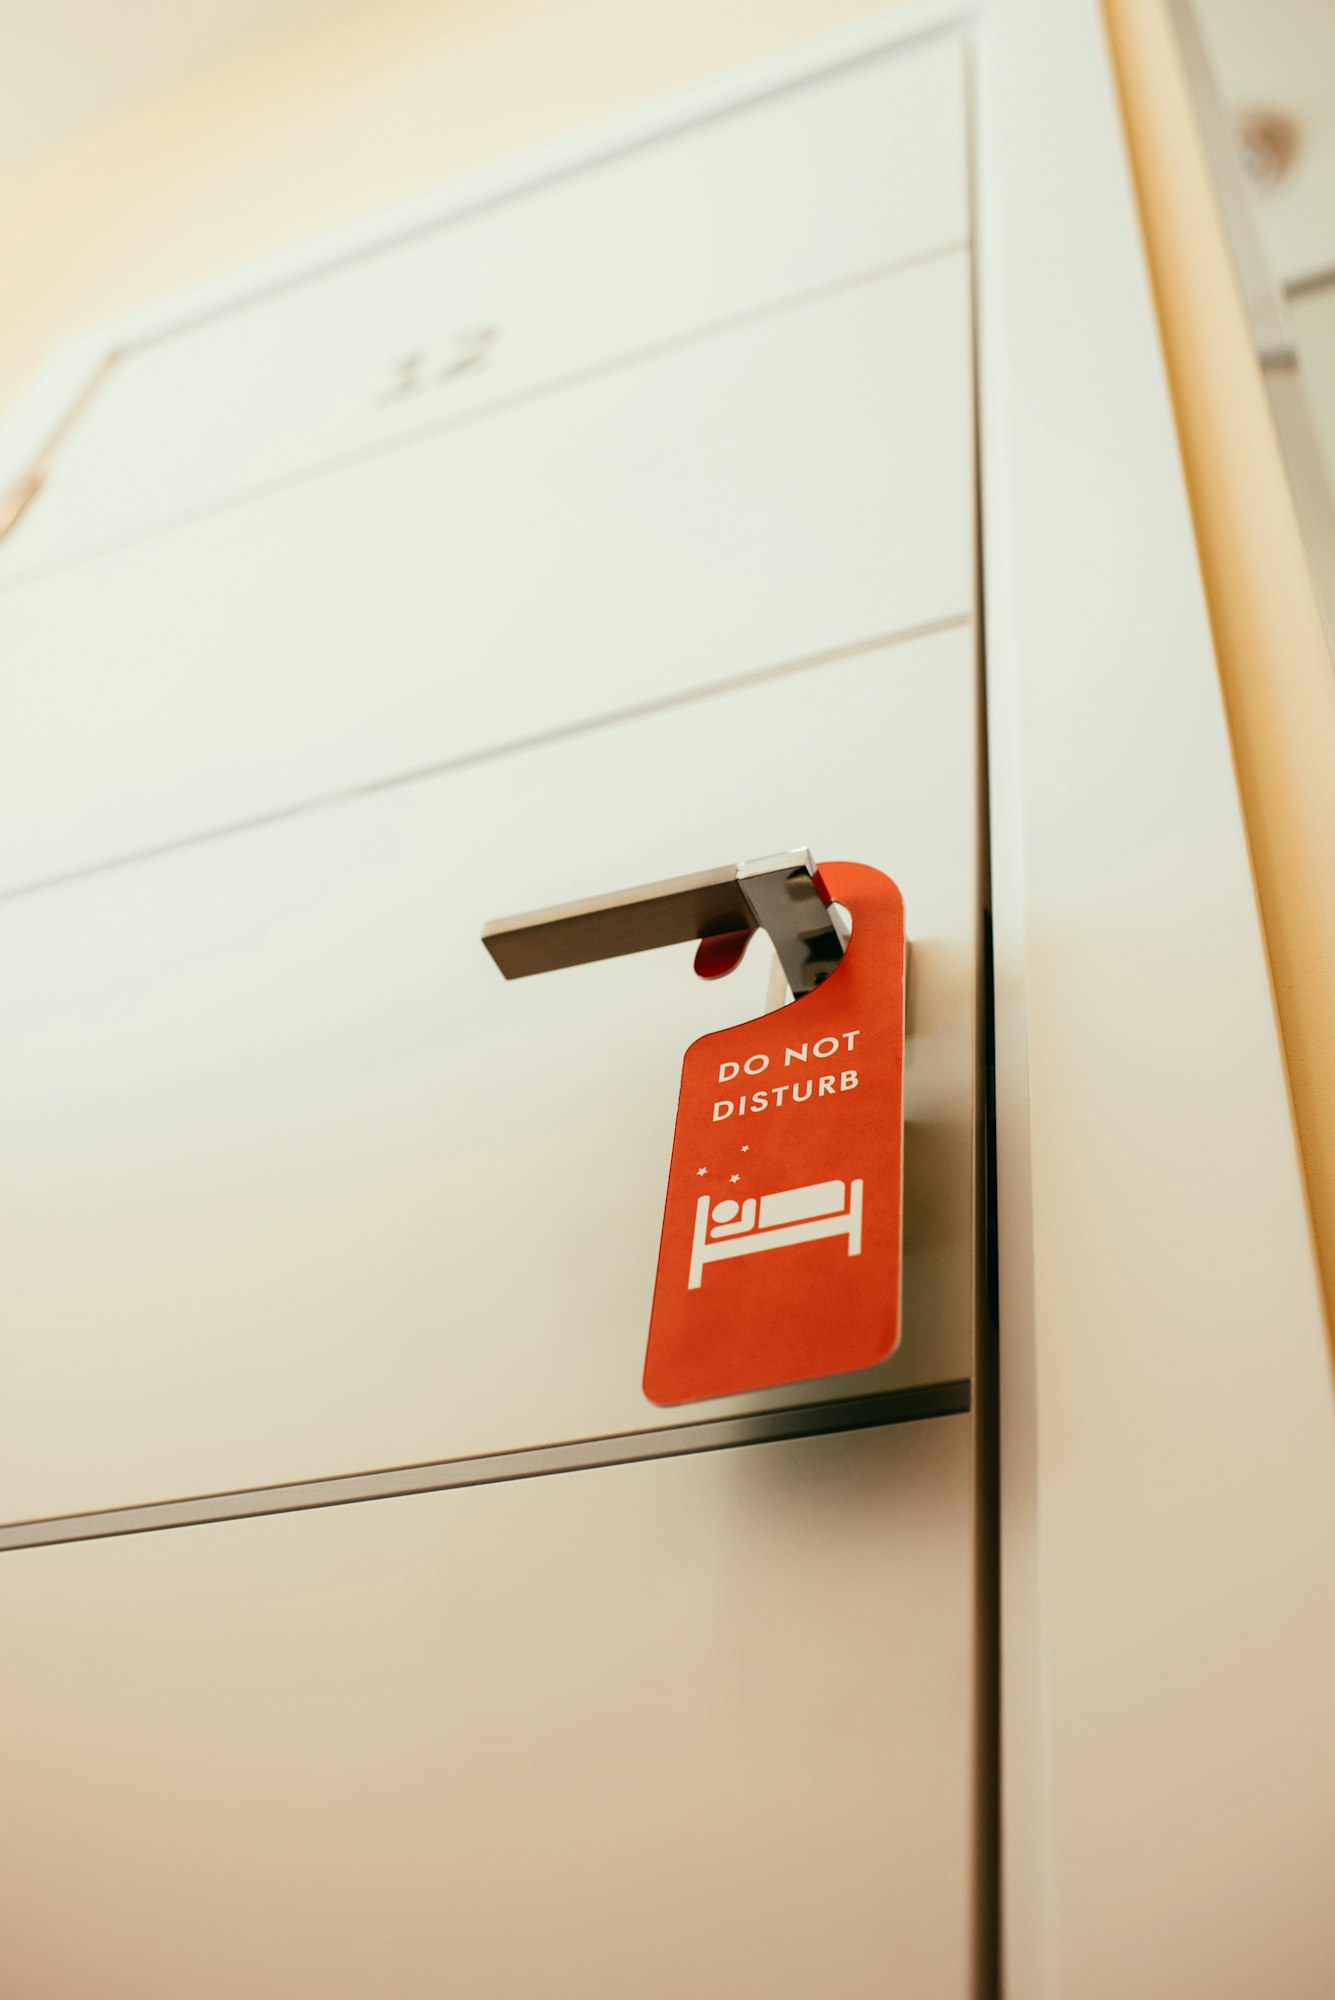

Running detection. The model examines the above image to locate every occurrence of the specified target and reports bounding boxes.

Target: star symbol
[696,1167,708,1177]
[741,1145,750,1153]
[729,1173,741,1183]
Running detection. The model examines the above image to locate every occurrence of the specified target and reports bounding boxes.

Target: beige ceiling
[0,0,375,174]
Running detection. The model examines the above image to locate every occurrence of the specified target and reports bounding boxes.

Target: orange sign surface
[643,862,905,1405]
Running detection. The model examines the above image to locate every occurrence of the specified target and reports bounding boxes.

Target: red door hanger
[643,862,905,1405]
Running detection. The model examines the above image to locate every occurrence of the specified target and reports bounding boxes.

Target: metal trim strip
[0,1384,970,1551]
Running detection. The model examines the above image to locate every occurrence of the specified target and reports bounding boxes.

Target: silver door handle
[482,848,848,999]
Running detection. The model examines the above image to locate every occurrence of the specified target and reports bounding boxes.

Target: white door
[0,24,985,1999]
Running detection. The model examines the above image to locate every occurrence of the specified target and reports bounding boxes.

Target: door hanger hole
[693,905,851,998]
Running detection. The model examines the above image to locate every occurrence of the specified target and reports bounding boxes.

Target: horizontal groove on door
[0,612,973,905]
[0,1382,970,1551]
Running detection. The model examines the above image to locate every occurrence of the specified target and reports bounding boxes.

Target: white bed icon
[688,1178,864,1290]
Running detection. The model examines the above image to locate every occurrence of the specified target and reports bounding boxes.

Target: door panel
[0,628,976,1522]
[0,1420,975,2000]
[0,252,973,894]
[0,33,968,575]
[0,29,986,1990]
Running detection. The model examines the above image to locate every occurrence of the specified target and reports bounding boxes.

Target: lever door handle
[482,848,848,999]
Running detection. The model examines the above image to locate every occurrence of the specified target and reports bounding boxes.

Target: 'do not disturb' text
[712,1029,863,1122]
